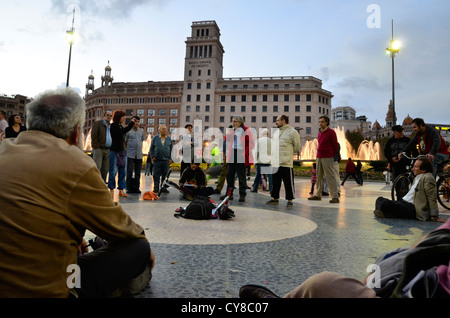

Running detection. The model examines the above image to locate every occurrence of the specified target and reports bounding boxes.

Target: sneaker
[322,192,329,196]
[266,199,279,204]
[308,196,321,201]
[286,201,293,207]
[239,196,245,202]
[329,198,339,203]
[119,190,127,197]
[161,188,169,193]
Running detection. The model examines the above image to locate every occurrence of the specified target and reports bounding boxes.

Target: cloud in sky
[1,0,449,125]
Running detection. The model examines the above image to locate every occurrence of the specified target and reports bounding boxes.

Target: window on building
[295,94,300,102]
[262,105,267,112]
[273,95,278,102]
[295,105,300,112]
[306,94,312,101]
[306,105,312,112]
[295,116,300,123]
[273,105,278,112]
[252,105,257,112]
[306,116,311,123]
[148,109,155,116]
[262,116,267,123]
[306,127,311,135]
[241,95,246,102]
[170,109,178,116]
[284,105,289,112]
[241,105,246,112]
[220,106,225,112]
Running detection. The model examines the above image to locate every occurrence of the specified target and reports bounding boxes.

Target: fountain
[82,126,380,161]
[300,126,380,161]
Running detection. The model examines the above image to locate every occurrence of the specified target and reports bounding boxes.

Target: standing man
[125,116,146,193]
[149,124,173,194]
[221,116,254,202]
[267,115,300,207]
[91,111,112,182]
[400,118,449,177]
[308,116,340,203]
[384,125,411,179]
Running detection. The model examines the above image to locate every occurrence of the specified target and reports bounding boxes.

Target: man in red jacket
[308,116,340,203]
[341,158,361,185]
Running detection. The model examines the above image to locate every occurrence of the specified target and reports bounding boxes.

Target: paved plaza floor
[103,173,449,298]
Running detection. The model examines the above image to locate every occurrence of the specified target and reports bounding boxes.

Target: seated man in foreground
[179,162,215,199]
[374,156,444,222]
[0,88,155,298]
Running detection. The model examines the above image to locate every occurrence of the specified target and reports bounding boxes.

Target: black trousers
[271,166,295,200]
[226,149,247,197]
[77,238,151,298]
[375,197,416,219]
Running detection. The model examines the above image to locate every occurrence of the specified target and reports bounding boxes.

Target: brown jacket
[90,119,108,149]
[414,172,439,221]
[0,131,146,297]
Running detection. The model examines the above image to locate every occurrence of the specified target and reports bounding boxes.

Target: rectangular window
[158,109,166,116]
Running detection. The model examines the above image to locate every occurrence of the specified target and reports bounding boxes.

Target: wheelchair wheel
[391,174,412,201]
[437,174,450,210]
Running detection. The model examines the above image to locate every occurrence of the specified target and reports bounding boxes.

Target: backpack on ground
[174,196,216,220]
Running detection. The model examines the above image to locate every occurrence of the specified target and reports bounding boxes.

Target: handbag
[116,151,126,167]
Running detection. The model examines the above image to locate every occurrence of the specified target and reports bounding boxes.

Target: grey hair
[233,116,244,126]
[26,88,85,139]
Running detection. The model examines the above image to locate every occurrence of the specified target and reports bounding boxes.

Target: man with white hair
[0,88,154,297]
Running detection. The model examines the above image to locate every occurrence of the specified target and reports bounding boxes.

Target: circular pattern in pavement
[124,202,317,245]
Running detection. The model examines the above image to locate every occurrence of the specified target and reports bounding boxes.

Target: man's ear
[66,125,80,146]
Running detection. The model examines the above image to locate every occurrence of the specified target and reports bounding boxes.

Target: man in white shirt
[374,156,444,222]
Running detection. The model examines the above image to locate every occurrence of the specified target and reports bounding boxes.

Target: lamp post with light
[66,7,75,87]
[386,19,400,126]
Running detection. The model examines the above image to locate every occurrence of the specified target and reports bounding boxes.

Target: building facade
[330,106,372,134]
[84,20,333,145]
[0,94,30,122]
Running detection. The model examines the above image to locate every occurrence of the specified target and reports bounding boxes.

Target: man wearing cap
[383,125,411,179]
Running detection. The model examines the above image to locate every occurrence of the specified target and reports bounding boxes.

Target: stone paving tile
[105,175,449,298]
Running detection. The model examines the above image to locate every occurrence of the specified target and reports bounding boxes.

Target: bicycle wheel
[437,174,450,210]
[391,174,412,201]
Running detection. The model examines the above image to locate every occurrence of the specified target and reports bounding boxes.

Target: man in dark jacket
[383,125,411,179]
[149,124,173,193]
[91,111,112,182]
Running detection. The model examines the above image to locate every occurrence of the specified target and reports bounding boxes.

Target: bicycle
[391,152,450,210]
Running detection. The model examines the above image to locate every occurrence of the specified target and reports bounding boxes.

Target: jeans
[108,151,127,190]
[152,160,169,191]
[433,153,449,177]
[252,164,273,192]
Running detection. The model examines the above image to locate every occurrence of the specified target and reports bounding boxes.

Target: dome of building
[403,114,413,125]
[373,120,381,130]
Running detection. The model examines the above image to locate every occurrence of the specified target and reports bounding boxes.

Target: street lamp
[66,7,75,87]
[386,19,400,126]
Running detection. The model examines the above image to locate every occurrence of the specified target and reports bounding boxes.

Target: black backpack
[174,196,216,220]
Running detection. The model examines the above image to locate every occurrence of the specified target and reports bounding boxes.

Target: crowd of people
[0,87,448,298]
